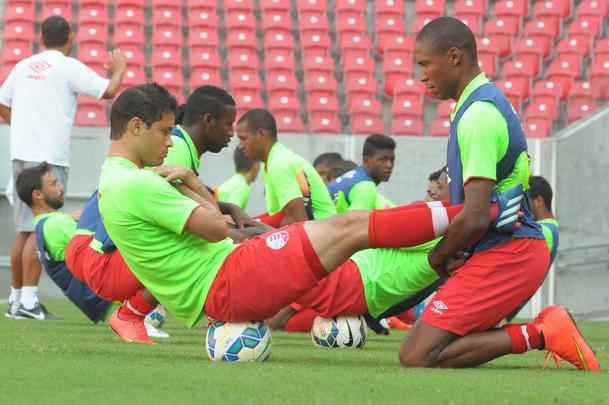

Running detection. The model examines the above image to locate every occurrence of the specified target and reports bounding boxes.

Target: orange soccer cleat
[109,307,154,345]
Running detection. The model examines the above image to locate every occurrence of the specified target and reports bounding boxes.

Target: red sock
[119,289,156,320]
[283,308,317,332]
[504,323,543,353]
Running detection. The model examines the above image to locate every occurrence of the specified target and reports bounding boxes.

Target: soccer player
[398,17,598,370]
[215,147,260,210]
[13,163,112,322]
[529,176,559,262]
[236,109,337,226]
[313,152,344,184]
[328,134,396,212]
[425,166,448,202]
[0,16,126,319]
[327,160,356,183]
[97,83,504,341]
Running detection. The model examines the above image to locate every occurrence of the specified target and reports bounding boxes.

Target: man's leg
[6,232,28,317]
[19,233,42,310]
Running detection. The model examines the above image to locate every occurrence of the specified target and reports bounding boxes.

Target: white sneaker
[145,323,170,339]
[5,301,18,319]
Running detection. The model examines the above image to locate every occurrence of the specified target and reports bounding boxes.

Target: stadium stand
[0,0,606,135]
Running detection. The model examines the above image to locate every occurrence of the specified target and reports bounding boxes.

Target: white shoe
[145,323,170,339]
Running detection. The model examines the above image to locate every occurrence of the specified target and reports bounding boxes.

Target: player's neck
[108,141,144,168]
[32,205,56,217]
[182,125,205,156]
[536,210,554,221]
[261,140,276,164]
[454,67,482,102]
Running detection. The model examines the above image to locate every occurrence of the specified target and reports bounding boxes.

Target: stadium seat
[152,68,184,98]
[391,117,424,136]
[478,53,497,78]
[523,19,560,54]
[304,71,338,93]
[269,91,300,113]
[336,0,366,15]
[1,40,31,65]
[121,67,147,88]
[343,52,375,74]
[430,118,451,136]
[77,22,108,45]
[546,60,580,95]
[383,35,416,55]
[79,42,106,69]
[151,48,181,69]
[227,29,257,50]
[484,18,520,56]
[577,0,609,24]
[383,51,414,95]
[348,95,382,116]
[376,0,405,16]
[556,37,591,69]
[503,58,538,78]
[435,100,456,118]
[188,26,219,48]
[234,91,264,113]
[300,11,329,32]
[266,49,296,72]
[228,48,259,69]
[533,79,565,102]
[114,23,145,46]
[309,112,341,133]
[75,102,107,127]
[190,47,221,69]
[351,114,385,134]
[512,37,548,72]
[274,110,305,133]
[120,45,145,68]
[41,1,72,22]
[524,118,552,138]
[457,16,482,35]
[594,39,609,60]
[393,77,426,98]
[493,0,527,26]
[190,67,222,87]
[453,0,485,18]
[300,31,332,53]
[568,80,595,104]
[260,0,291,12]
[307,93,339,113]
[261,9,291,31]
[414,0,445,19]
[188,6,218,28]
[344,73,378,97]
[226,10,257,30]
[589,59,609,99]
[495,79,528,111]
[152,4,182,27]
[303,54,334,74]
[524,101,559,121]
[78,1,108,24]
[4,1,35,23]
[115,0,145,25]
[152,25,182,47]
[392,94,424,117]
[229,71,262,91]
[411,17,435,34]
[567,17,601,45]
[298,0,328,13]
[532,0,571,27]
[224,0,255,13]
[264,30,295,50]
[3,20,35,41]
[267,70,298,92]
[375,13,405,40]
[339,32,373,51]
[567,100,597,123]
[336,13,367,35]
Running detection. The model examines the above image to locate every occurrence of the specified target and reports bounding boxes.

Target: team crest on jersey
[266,230,289,250]
[431,300,448,315]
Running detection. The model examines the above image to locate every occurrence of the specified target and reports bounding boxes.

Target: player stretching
[397,17,598,371]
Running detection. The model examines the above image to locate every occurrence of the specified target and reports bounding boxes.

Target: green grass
[1,300,608,405]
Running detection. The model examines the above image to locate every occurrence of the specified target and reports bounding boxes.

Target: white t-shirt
[0,50,109,166]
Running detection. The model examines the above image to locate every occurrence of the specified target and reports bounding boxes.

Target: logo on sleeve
[265,230,289,250]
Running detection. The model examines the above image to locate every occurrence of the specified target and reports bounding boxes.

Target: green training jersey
[33,212,77,262]
[98,157,236,328]
[164,126,201,174]
[217,173,251,210]
[375,193,395,209]
[264,142,336,219]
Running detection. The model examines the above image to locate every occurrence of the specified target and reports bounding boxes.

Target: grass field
[1,300,607,405]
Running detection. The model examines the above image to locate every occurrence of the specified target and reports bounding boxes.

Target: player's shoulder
[268,144,300,171]
[458,100,508,138]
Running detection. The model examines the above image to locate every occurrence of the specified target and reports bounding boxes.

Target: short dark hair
[234,147,256,173]
[16,162,52,207]
[110,83,177,140]
[42,16,71,48]
[175,103,186,125]
[329,160,357,179]
[363,134,396,157]
[428,165,448,182]
[416,17,478,63]
[313,152,343,167]
[529,175,553,211]
[238,108,277,139]
[182,85,236,127]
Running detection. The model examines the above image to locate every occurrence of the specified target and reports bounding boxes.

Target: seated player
[94,83,597,372]
[12,163,111,322]
[237,109,337,227]
[313,152,344,184]
[215,147,260,210]
[425,166,448,202]
[328,134,396,212]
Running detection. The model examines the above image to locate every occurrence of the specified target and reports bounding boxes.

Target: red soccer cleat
[108,307,154,345]
[534,306,600,371]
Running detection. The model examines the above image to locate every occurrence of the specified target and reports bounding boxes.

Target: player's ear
[31,189,44,203]
[447,47,461,67]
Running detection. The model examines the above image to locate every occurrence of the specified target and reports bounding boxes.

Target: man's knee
[398,345,440,368]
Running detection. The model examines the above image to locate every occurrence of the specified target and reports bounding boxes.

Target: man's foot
[363,313,390,335]
[108,308,154,344]
[13,303,53,320]
[145,323,170,339]
[534,305,600,371]
[491,184,524,233]
[5,301,18,319]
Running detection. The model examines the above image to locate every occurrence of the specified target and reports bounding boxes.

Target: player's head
[236,108,277,162]
[16,162,64,211]
[362,134,396,183]
[528,175,553,219]
[313,152,344,184]
[415,17,479,100]
[426,166,448,201]
[175,103,186,125]
[42,16,73,54]
[182,85,237,153]
[234,147,260,182]
[328,160,357,183]
[110,83,177,167]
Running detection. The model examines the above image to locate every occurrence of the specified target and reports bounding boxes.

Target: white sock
[20,286,39,309]
[8,287,21,304]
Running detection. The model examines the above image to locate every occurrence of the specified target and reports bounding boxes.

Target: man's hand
[219,202,260,229]
[105,49,127,74]
[153,165,197,185]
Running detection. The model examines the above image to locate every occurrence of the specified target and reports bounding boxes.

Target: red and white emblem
[266,230,289,250]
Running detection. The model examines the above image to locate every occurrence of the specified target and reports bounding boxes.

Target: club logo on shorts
[266,230,289,250]
[431,300,448,315]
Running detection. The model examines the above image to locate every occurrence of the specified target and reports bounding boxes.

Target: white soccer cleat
[145,323,171,339]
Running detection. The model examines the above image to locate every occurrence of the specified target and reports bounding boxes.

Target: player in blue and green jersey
[215,147,260,210]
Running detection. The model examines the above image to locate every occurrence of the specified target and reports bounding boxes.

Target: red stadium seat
[152,4,182,27]
[308,93,339,113]
[383,35,415,55]
[338,32,372,51]
[115,1,145,25]
[394,77,426,98]
[512,37,548,72]
[266,49,296,72]
[344,73,378,97]
[227,29,257,50]
[336,0,366,15]
[1,40,31,65]
[376,0,405,15]
[595,38,609,59]
[121,66,147,87]
[152,67,184,97]
[75,102,107,127]
[234,91,264,113]
[188,6,218,28]
[411,16,435,34]
[298,0,328,12]
[225,10,257,30]
[384,54,415,95]
[430,118,451,136]
[190,47,221,69]
[303,53,334,74]
[190,67,222,87]
[300,11,329,31]
[392,93,424,118]
[269,91,300,112]
[336,13,367,34]
[304,71,338,93]
[524,118,552,138]
[351,114,385,134]
[556,37,591,69]
[523,19,560,54]
[435,99,456,118]
[264,30,295,50]
[533,79,565,101]
[495,79,528,111]
[568,80,595,104]
[478,53,497,78]
[532,0,570,27]
[300,31,332,53]
[348,94,382,115]
[577,0,609,16]
[41,1,72,22]
[261,9,291,31]
[230,70,262,91]
[457,16,482,35]
[375,13,405,37]
[414,0,445,19]
[589,58,609,99]
[503,58,538,79]
[76,22,107,45]
[309,112,341,133]
[3,20,35,41]
[151,48,181,69]
[567,100,597,123]
[224,0,254,13]
[343,52,375,74]
[493,0,527,26]
[228,48,259,69]
[274,110,305,133]
[79,42,106,68]
[524,100,559,121]
[4,1,35,22]
[566,17,600,45]
[114,23,145,46]
[188,26,219,48]
[546,59,580,95]
[260,0,291,11]
[78,2,108,24]
[152,25,182,46]
[267,71,298,92]
[453,0,485,18]
[120,45,145,68]
[391,117,424,136]
[484,18,520,56]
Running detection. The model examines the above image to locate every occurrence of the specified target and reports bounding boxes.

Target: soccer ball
[311,316,368,349]
[205,321,272,362]
[145,305,167,328]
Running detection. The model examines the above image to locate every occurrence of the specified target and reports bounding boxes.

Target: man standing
[399,17,598,371]
[0,15,126,319]
[328,134,396,212]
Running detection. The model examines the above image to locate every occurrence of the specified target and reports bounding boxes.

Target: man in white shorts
[0,15,126,320]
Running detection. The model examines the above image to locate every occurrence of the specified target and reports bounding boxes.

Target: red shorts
[204,223,327,322]
[292,260,367,318]
[65,235,144,301]
[421,238,550,336]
